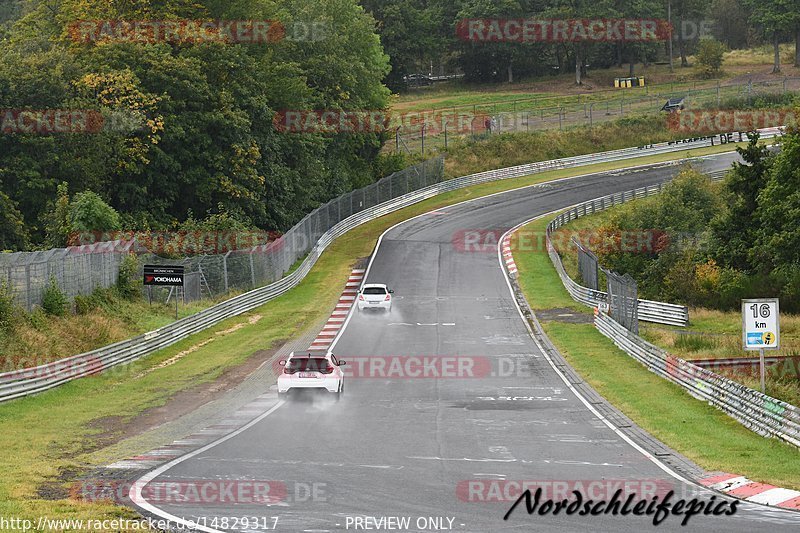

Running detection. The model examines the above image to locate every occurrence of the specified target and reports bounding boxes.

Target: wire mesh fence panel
[605,269,639,334]
[574,238,599,291]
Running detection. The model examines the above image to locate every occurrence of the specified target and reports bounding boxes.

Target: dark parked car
[661,97,685,113]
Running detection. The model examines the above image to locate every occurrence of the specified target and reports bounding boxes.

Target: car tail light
[384,294,391,301]
[359,294,365,301]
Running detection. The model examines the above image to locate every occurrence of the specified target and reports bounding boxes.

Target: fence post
[249,252,256,287]
[223,252,230,293]
[421,124,426,155]
[25,264,31,311]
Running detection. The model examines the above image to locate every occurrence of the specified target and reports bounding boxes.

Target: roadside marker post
[742,298,780,393]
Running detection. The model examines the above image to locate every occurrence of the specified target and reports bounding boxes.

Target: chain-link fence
[0,240,135,311]
[573,237,600,291]
[604,268,639,334]
[395,77,800,154]
[0,158,444,311]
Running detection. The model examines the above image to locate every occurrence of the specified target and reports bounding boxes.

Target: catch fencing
[604,269,639,334]
[546,183,691,327]
[573,237,599,291]
[0,159,444,311]
[0,129,782,402]
[545,164,744,326]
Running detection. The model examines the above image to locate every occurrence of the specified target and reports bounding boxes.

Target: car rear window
[363,287,386,295]
[286,358,332,373]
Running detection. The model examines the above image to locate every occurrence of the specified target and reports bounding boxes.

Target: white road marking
[748,488,800,505]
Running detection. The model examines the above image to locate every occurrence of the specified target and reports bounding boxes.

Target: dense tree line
[594,121,800,312]
[0,0,394,250]
[363,0,799,90]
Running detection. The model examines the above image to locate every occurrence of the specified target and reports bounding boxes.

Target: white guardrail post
[0,130,781,403]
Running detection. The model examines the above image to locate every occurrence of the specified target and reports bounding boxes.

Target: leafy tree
[751,125,800,272]
[361,0,443,90]
[0,189,29,251]
[708,133,773,271]
[0,0,392,247]
[69,190,122,234]
[671,0,709,67]
[42,182,72,249]
[745,0,798,73]
[455,0,526,83]
[709,0,753,49]
[694,37,726,77]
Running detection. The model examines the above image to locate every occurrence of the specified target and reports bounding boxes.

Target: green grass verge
[0,141,760,527]
[513,216,800,490]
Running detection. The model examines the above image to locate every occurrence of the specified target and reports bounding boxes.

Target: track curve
[131,152,800,532]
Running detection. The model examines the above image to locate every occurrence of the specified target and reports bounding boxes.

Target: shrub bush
[116,253,141,300]
[0,281,16,332]
[695,38,727,78]
[41,277,68,316]
[73,294,96,315]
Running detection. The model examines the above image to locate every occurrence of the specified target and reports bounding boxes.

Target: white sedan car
[277,351,346,399]
[357,283,394,312]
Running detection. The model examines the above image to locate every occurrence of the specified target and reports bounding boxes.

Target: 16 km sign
[742,298,779,351]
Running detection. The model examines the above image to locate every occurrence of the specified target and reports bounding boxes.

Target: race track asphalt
[132,152,800,532]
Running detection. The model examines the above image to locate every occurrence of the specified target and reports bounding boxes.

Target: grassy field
[0,142,761,530]
[393,50,800,115]
[513,215,800,490]
[0,289,243,370]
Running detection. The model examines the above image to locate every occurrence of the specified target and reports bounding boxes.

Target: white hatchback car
[357,283,394,312]
[277,352,346,399]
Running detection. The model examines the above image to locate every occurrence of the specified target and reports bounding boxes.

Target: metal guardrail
[544,167,734,327]
[546,183,690,326]
[0,129,782,403]
[595,311,800,448]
